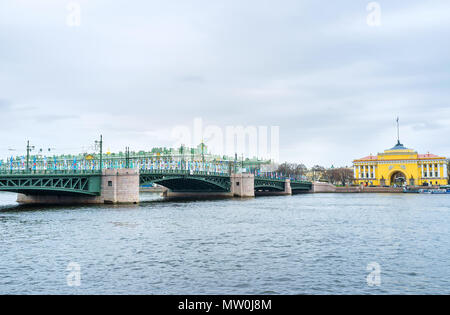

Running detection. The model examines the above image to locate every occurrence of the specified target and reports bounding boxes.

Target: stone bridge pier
[17,169,140,205]
[231,173,255,197]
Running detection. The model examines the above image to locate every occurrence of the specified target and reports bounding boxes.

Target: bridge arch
[253,179,285,192]
[140,173,231,193]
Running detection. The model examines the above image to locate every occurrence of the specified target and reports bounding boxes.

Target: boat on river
[403,186,450,194]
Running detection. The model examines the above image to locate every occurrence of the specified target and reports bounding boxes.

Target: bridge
[0,142,311,204]
[0,168,311,203]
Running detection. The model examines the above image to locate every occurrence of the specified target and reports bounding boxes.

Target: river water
[0,191,449,294]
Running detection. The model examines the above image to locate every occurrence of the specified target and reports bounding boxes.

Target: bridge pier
[101,169,139,204]
[231,173,255,197]
[16,169,140,205]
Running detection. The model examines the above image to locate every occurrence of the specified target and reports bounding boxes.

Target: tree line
[276,162,354,186]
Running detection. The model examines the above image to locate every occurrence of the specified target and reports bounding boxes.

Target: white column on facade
[421,164,424,178]
[444,163,448,179]
[358,165,361,178]
[437,164,441,178]
[354,166,357,178]
[372,165,376,179]
[426,164,430,178]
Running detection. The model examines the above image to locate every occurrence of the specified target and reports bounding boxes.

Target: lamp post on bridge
[26,141,35,172]
[95,135,103,173]
[201,141,205,164]
[125,146,130,169]
[179,144,185,170]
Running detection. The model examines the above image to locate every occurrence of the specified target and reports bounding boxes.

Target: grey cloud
[178,75,206,83]
[34,115,79,123]
[0,99,11,110]
[0,0,449,165]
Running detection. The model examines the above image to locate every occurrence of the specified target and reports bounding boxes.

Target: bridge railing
[254,174,310,183]
[141,169,230,177]
[0,169,102,176]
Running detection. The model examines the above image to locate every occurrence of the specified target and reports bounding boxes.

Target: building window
[236,182,240,186]
[108,181,113,187]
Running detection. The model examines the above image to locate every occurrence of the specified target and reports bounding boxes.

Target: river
[1,192,449,294]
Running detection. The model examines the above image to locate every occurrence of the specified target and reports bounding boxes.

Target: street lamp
[94,135,103,172]
[26,140,35,172]
[125,146,130,169]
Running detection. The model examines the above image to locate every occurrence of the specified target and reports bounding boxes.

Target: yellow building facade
[353,141,448,187]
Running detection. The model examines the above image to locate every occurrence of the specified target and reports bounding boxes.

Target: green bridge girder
[140,170,231,193]
[0,172,102,196]
[254,178,286,191]
[290,180,312,191]
[141,171,312,193]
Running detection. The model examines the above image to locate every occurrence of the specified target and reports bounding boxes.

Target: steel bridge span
[0,170,312,204]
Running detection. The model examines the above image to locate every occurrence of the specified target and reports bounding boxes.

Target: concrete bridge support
[231,173,255,197]
[17,169,140,205]
[101,169,139,204]
[284,179,292,195]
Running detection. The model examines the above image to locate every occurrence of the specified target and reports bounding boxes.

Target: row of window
[423,172,440,178]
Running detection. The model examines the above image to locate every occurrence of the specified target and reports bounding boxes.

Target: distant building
[353,141,448,187]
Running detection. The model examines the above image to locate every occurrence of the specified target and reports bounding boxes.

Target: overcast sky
[1,0,449,167]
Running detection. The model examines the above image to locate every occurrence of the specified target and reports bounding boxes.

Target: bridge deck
[0,171,102,196]
[0,169,311,196]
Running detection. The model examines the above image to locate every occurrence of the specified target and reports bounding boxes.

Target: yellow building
[353,141,448,187]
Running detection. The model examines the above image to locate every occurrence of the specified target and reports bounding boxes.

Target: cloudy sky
[1,0,449,166]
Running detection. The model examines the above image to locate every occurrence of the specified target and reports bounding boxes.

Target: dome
[389,141,409,150]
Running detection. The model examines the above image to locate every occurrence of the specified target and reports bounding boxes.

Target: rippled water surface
[1,191,450,294]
